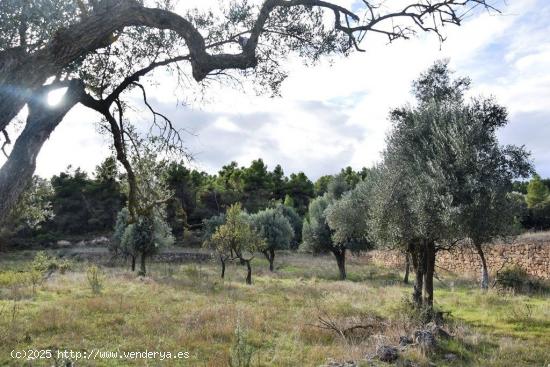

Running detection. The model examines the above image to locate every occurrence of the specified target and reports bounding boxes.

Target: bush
[27,269,43,295]
[30,251,58,273]
[86,265,104,295]
[495,265,549,294]
[0,271,28,289]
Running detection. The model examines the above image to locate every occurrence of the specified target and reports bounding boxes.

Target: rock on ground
[376,345,399,363]
[414,330,437,352]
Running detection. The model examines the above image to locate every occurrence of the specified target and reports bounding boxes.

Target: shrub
[27,269,43,295]
[495,265,549,294]
[31,251,58,273]
[111,208,130,257]
[27,252,60,294]
[86,265,104,295]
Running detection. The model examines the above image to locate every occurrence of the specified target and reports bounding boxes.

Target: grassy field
[0,250,549,366]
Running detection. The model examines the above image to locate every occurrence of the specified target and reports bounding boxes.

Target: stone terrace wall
[367,242,550,280]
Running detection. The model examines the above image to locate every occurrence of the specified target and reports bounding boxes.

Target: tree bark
[475,242,489,290]
[411,243,424,308]
[263,248,275,272]
[131,255,136,271]
[139,253,147,276]
[422,241,436,309]
[332,248,347,280]
[0,80,84,226]
[220,255,226,279]
[403,250,410,284]
[244,259,252,285]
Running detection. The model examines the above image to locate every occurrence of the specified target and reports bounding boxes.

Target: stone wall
[367,242,550,280]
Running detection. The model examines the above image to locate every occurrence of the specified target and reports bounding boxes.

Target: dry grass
[514,230,550,243]
[0,251,548,366]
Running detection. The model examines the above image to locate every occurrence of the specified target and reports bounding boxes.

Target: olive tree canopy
[371,61,530,308]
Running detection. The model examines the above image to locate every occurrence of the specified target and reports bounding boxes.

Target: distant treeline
[1,154,549,249]
[0,157,372,246]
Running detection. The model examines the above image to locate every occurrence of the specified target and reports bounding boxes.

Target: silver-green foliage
[111,207,130,257]
[202,213,226,245]
[121,211,174,258]
[210,204,264,258]
[274,203,302,248]
[249,208,293,251]
[373,60,531,250]
[112,207,174,269]
[325,178,375,252]
[300,194,333,254]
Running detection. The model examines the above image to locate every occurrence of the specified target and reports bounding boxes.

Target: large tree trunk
[422,241,436,309]
[263,248,275,272]
[403,250,410,284]
[332,248,347,280]
[411,243,424,308]
[0,80,83,226]
[139,253,147,276]
[475,242,489,290]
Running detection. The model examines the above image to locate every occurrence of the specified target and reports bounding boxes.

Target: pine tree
[526,174,549,208]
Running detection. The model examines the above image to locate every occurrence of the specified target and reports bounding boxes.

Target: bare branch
[1,129,11,158]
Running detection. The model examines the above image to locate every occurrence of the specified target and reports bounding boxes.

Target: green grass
[0,251,549,366]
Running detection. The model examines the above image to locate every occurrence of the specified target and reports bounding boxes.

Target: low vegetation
[0,251,548,366]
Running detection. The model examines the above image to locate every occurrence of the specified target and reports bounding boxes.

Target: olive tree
[452,103,531,290]
[373,105,463,309]
[326,177,375,251]
[274,203,302,248]
[210,203,264,284]
[0,0,498,226]
[250,207,294,271]
[301,170,373,280]
[111,145,175,274]
[202,213,228,278]
[371,61,531,308]
[300,194,344,278]
[408,60,531,291]
[121,210,174,275]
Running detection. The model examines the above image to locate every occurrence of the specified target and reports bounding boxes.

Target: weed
[86,265,104,295]
[229,322,257,367]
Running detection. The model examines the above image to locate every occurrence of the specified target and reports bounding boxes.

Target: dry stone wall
[367,242,550,280]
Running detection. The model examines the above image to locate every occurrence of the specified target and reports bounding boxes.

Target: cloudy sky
[26,0,550,179]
